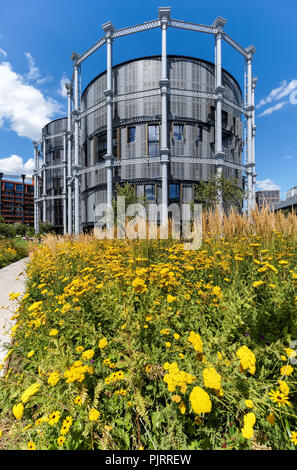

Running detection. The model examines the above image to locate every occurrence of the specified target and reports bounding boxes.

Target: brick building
[0,174,34,225]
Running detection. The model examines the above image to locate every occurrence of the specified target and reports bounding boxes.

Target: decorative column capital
[105,157,115,167]
[212,16,227,30]
[159,7,171,24]
[103,89,113,101]
[159,78,169,94]
[71,52,80,64]
[246,104,254,113]
[102,21,114,38]
[160,148,170,163]
[214,152,225,164]
[72,109,80,120]
[245,45,256,60]
[65,82,73,96]
[215,85,225,97]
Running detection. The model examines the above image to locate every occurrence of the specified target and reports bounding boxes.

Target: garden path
[0,258,29,376]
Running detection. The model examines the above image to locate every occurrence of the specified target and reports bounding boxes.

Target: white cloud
[258,101,288,117]
[256,179,281,191]
[58,73,69,98]
[0,155,34,177]
[257,79,297,109]
[25,52,52,85]
[285,155,294,159]
[0,47,7,58]
[0,60,61,140]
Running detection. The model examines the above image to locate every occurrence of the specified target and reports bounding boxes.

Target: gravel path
[0,258,29,376]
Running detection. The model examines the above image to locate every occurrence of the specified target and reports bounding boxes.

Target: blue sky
[0,0,296,198]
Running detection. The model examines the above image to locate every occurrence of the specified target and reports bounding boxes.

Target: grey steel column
[159,7,170,227]
[252,77,258,208]
[42,137,46,222]
[213,17,227,213]
[71,52,81,235]
[65,83,73,234]
[245,46,255,214]
[102,21,115,227]
[62,131,67,234]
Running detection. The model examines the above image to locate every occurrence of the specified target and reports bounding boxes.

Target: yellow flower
[179,402,186,414]
[74,396,82,406]
[253,280,265,288]
[132,278,147,294]
[167,295,176,303]
[268,390,291,407]
[285,348,297,360]
[290,431,297,446]
[172,395,182,403]
[28,441,36,450]
[89,408,100,422]
[165,342,171,348]
[189,387,212,415]
[245,399,254,409]
[203,367,222,391]
[173,333,180,340]
[48,410,61,425]
[81,349,95,360]
[278,380,289,395]
[188,331,203,354]
[241,425,253,439]
[75,346,84,353]
[57,436,65,447]
[244,412,256,427]
[21,383,40,403]
[27,350,35,358]
[12,403,24,420]
[99,337,108,349]
[280,365,293,376]
[48,372,60,387]
[267,413,275,426]
[49,329,59,336]
[236,346,256,374]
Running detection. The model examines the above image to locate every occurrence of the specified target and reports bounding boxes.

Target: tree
[39,221,52,235]
[194,174,246,211]
[112,182,145,215]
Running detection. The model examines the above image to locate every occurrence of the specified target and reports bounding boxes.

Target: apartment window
[112,129,118,158]
[145,184,155,201]
[148,125,159,156]
[97,133,107,160]
[173,124,184,141]
[210,106,215,125]
[169,184,180,201]
[127,126,136,143]
[4,182,14,190]
[222,111,228,129]
[197,125,203,143]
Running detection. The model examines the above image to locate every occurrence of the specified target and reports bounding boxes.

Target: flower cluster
[163,362,196,393]
[241,412,256,439]
[187,331,203,354]
[236,346,256,374]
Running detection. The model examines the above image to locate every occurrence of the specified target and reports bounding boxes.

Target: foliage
[1,216,297,450]
[0,238,28,268]
[194,174,246,211]
[38,221,52,235]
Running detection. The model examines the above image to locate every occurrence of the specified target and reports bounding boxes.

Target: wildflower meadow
[0,207,297,450]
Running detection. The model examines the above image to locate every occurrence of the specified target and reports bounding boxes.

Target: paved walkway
[0,257,29,376]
